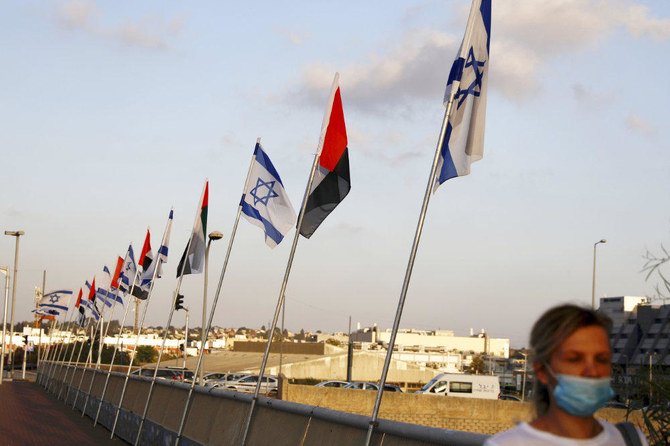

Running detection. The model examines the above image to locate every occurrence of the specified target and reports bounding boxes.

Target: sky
[1,0,669,348]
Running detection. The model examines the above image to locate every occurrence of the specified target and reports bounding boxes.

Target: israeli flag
[435,0,491,189]
[80,298,100,321]
[119,245,137,293]
[240,142,297,248]
[33,289,73,315]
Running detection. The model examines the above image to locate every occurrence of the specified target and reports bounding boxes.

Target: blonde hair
[529,304,612,416]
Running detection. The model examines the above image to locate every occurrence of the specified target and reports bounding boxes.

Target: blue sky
[1,0,669,347]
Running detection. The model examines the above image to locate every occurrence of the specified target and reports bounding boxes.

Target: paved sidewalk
[0,380,126,445]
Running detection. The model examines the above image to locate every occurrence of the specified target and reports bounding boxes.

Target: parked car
[343,382,403,392]
[224,375,278,395]
[207,372,247,387]
[315,380,349,388]
[132,367,194,382]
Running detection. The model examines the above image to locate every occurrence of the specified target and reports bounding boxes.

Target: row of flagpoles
[34,0,490,444]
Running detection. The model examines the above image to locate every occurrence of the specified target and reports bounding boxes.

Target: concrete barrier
[38,361,489,445]
[281,382,638,435]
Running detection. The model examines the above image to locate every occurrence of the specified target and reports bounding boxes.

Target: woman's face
[542,324,612,382]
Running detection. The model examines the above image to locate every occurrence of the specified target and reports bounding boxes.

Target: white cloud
[55,1,184,50]
[625,113,656,135]
[291,0,670,108]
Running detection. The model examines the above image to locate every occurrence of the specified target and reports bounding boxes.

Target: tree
[135,346,158,364]
[467,354,485,375]
[643,244,670,303]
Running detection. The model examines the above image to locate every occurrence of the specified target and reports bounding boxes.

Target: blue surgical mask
[547,367,614,417]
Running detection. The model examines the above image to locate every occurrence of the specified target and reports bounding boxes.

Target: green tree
[135,346,158,364]
[467,354,485,375]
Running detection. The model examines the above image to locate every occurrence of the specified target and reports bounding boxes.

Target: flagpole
[81,286,123,416]
[40,315,59,381]
[63,311,99,402]
[240,74,341,446]
[93,275,136,426]
[73,307,107,409]
[47,308,77,392]
[135,185,207,446]
[41,311,65,388]
[175,148,257,445]
[43,306,74,389]
[110,213,173,439]
[58,310,90,399]
[134,255,192,444]
[362,78,461,446]
[73,286,113,409]
[37,315,57,385]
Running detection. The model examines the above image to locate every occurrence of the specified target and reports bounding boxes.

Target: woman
[485,304,647,445]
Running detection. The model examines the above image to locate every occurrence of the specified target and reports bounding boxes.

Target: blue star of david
[250,177,279,206]
[455,47,486,108]
[49,294,60,304]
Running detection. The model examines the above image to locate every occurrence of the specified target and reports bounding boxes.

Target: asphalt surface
[0,379,126,446]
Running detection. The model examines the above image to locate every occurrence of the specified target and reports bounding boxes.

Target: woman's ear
[534,361,550,386]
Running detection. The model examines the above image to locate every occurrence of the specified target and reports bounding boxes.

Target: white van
[416,373,500,400]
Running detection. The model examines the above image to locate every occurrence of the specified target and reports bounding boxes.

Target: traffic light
[175,294,185,311]
[179,343,184,351]
[23,335,29,346]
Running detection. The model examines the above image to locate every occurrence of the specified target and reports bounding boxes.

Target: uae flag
[177,181,208,277]
[299,75,350,238]
[132,229,154,300]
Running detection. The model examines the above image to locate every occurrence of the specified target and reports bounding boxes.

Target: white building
[350,327,510,359]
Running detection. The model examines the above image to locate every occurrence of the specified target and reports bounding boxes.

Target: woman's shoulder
[483,420,648,446]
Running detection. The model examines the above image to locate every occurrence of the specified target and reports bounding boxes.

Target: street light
[0,266,9,384]
[591,239,606,310]
[520,352,529,402]
[201,230,223,384]
[4,230,24,379]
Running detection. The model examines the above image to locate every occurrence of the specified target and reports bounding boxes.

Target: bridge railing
[38,361,488,446]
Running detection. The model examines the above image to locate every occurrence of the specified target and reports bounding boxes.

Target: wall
[281,383,638,436]
[233,341,329,355]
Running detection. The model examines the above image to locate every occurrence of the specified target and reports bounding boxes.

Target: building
[599,296,669,367]
[350,326,510,359]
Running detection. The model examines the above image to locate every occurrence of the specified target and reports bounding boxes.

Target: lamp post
[200,230,223,385]
[520,352,528,401]
[591,239,606,310]
[5,230,24,379]
[0,267,9,383]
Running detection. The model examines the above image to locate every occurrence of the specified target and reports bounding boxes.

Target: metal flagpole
[81,287,123,416]
[37,270,46,369]
[42,309,70,388]
[43,307,73,389]
[93,293,132,424]
[63,313,98,402]
[175,150,256,445]
[109,217,172,439]
[73,313,105,409]
[240,74,341,446]
[57,314,88,398]
[39,316,60,386]
[44,293,77,386]
[362,57,463,446]
[135,192,205,446]
[47,309,77,392]
[73,295,111,409]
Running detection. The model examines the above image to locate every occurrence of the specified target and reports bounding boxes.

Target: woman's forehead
[556,325,610,353]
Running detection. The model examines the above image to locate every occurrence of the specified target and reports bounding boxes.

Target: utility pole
[5,230,24,380]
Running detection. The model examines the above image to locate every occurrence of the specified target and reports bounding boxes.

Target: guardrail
[38,361,489,446]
